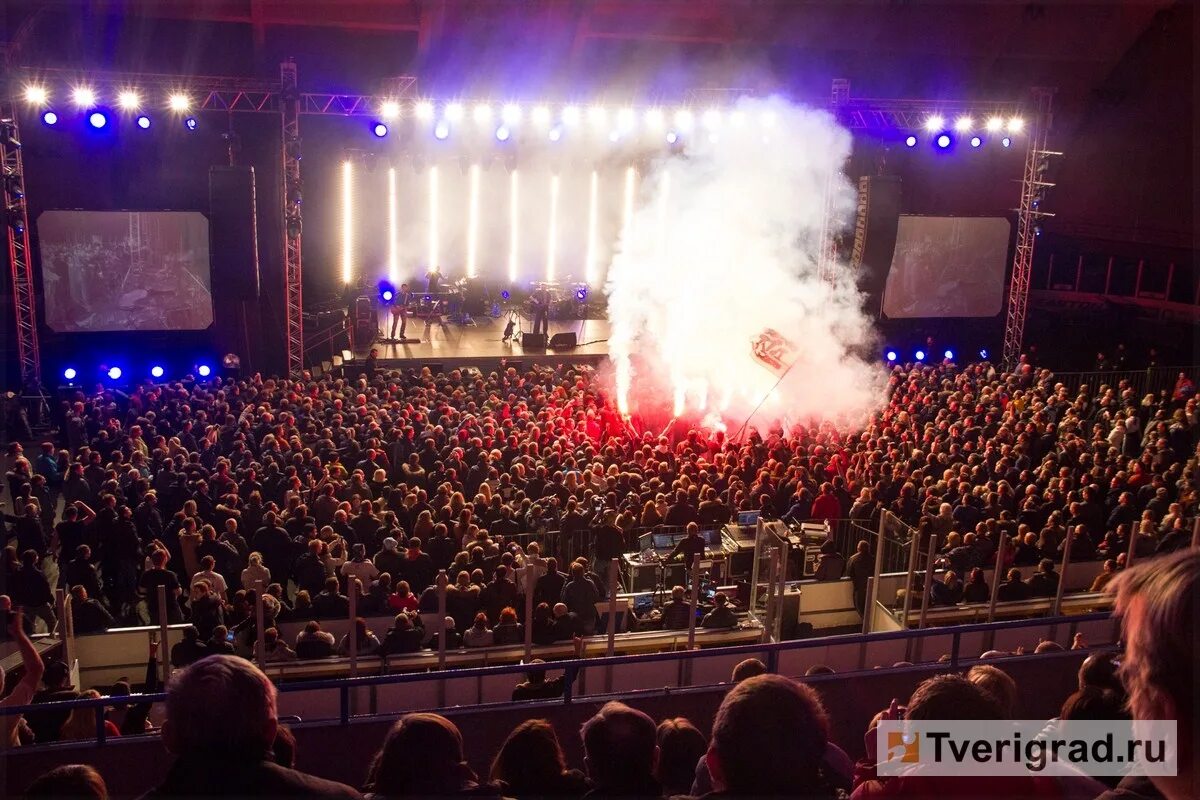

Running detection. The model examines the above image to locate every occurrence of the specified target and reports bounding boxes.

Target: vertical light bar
[341,160,354,284]
[507,170,519,282]
[546,173,560,282]
[622,165,636,242]
[585,170,599,285]
[387,167,398,285]
[428,165,440,270]
[466,164,481,279]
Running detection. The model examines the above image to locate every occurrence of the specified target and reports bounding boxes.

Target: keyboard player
[666,522,706,579]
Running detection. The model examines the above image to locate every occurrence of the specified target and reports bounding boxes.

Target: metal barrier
[1043,365,1199,399]
[0,609,1112,747]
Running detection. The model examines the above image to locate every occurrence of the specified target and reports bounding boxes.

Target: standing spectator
[11,549,57,633]
[560,562,599,635]
[139,548,183,624]
[170,626,209,668]
[846,540,873,617]
[0,611,45,748]
[69,585,115,635]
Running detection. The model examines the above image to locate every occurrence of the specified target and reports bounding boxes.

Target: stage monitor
[881,215,1010,318]
[38,210,213,332]
[652,532,675,550]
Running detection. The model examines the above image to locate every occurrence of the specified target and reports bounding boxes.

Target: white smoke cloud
[604,95,887,428]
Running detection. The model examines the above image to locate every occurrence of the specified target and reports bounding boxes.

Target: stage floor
[355,310,611,368]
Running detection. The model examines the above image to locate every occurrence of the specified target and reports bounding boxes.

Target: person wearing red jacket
[810,482,843,522]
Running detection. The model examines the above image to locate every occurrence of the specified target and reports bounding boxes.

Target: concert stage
[350,310,611,370]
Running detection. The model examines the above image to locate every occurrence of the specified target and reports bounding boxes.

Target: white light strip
[387,167,398,285]
[546,173,560,282]
[585,170,599,285]
[428,166,439,271]
[466,164,480,279]
[341,160,353,284]
[508,170,519,283]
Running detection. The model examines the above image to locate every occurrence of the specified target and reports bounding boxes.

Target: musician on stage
[531,284,550,336]
[426,268,441,295]
[388,282,412,341]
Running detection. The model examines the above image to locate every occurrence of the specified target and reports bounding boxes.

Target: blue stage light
[150,365,164,378]
[495,125,510,142]
[378,280,396,304]
[42,111,59,126]
[184,117,197,131]
[548,126,562,142]
[904,135,917,148]
[197,365,211,378]
[372,122,388,138]
[970,136,982,148]
[136,115,151,129]
[434,120,450,140]
[575,287,587,301]
[107,366,122,380]
[886,350,897,362]
[382,290,393,301]
[944,349,954,360]
[1001,137,1011,148]
[501,290,511,300]
[666,130,679,144]
[915,350,926,362]
[63,367,77,381]
[979,348,989,359]
[88,111,108,129]
[936,134,951,149]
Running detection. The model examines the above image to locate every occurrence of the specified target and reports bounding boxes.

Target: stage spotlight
[63,367,77,381]
[501,289,511,300]
[117,90,141,110]
[184,117,197,131]
[970,136,982,148]
[473,104,492,123]
[42,110,58,126]
[168,93,191,112]
[986,117,1004,132]
[444,102,464,122]
[107,366,122,380]
[415,100,434,120]
[666,130,678,144]
[1001,136,1012,148]
[905,135,917,147]
[674,108,694,130]
[150,365,164,379]
[71,87,96,107]
[434,119,450,140]
[1034,224,1043,237]
[88,111,108,129]
[924,115,944,132]
[936,134,951,149]
[548,125,562,142]
[136,115,151,129]
[23,85,48,105]
[1007,117,1024,133]
[915,350,926,362]
[501,103,521,124]
[495,124,511,142]
[379,280,396,304]
[561,105,581,126]
[197,364,212,378]
[379,100,400,119]
[954,116,972,132]
[979,348,989,359]
[575,287,587,302]
[886,350,897,363]
[644,108,664,128]
[372,122,388,137]
[944,349,954,360]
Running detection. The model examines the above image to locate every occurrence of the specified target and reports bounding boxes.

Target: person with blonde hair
[58,690,119,740]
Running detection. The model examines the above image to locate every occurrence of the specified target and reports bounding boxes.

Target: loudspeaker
[521,332,548,349]
[548,331,577,350]
[208,166,261,300]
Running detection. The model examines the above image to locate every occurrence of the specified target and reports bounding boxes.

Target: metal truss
[1003,88,1056,369]
[2,101,39,388]
[835,98,1025,131]
[280,60,304,378]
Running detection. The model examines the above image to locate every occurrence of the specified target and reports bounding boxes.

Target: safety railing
[0,609,1113,747]
[1043,365,1199,399]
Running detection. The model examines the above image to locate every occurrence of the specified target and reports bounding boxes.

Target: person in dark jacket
[560,562,598,635]
[930,571,964,606]
[378,613,424,655]
[997,568,1032,602]
[812,540,845,581]
[69,585,114,635]
[580,702,662,798]
[491,607,524,646]
[170,626,209,668]
[1026,558,1060,598]
[311,577,350,619]
[962,567,991,603]
[700,592,738,629]
[533,558,566,607]
[148,654,360,798]
[846,540,873,617]
[661,585,692,630]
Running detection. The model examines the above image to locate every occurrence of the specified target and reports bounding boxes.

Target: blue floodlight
[184,117,198,131]
[915,350,926,362]
[197,364,212,378]
[88,111,108,129]
[107,366,122,380]
[979,348,989,359]
[970,136,982,148]
[63,367,77,381]
[501,290,511,300]
[495,125,510,142]
[1001,137,1011,148]
[150,365,165,378]
[886,350,897,362]
[904,135,917,148]
[42,110,59,126]
[666,130,679,144]
[371,122,388,138]
[944,349,954,360]
[136,115,151,129]
[434,120,450,140]
[935,134,951,149]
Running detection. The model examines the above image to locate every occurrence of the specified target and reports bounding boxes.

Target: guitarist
[531,284,550,336]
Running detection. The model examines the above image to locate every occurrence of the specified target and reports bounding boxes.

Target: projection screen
[39,210,213,332]
[882,215,1011,318]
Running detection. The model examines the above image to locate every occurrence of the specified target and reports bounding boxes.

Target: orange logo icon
[887,731,919,763]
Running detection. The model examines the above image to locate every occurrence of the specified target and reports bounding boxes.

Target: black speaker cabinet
[521,332,548,349]
[548,331,577,350]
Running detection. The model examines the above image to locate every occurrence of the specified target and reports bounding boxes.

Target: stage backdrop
[882,215,1011,318]
[37,210,213,333]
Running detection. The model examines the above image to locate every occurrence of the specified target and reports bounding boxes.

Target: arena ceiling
[3,0,1194,245]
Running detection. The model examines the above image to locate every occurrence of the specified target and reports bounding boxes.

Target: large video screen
[882,215,1010,318]
[38,210,213,332]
